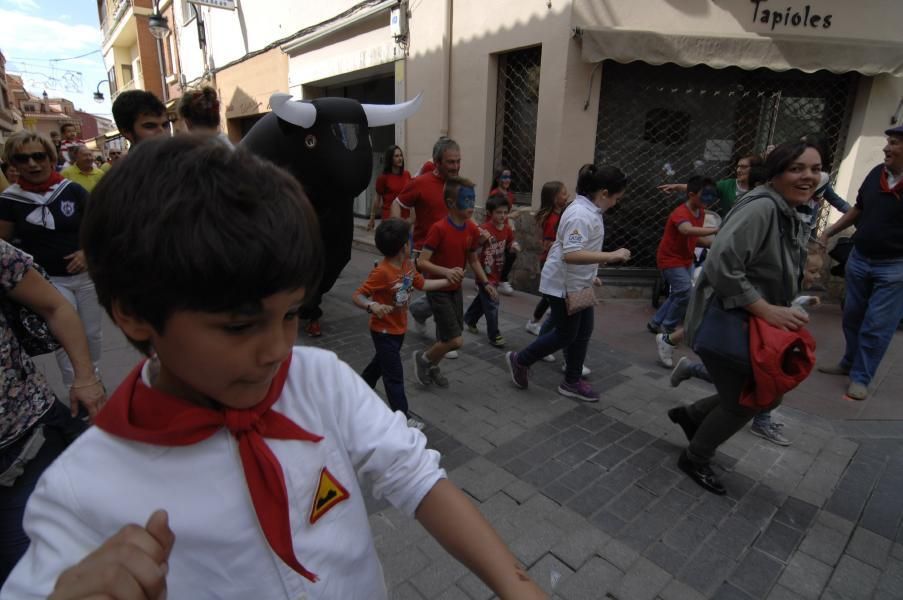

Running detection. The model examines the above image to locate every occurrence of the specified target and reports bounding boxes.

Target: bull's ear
[270,93,317,128]
[361,93,423,127]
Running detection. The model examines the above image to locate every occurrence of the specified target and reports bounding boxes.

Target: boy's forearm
[416,480,546,599]
[421,279,451,291]
[468,255,490,284]
[351,291,373,311]
[417,257,448,278]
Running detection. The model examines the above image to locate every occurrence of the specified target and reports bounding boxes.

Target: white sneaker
[525,319,543,336]
[445,350,459,359]
[498,282,514,296]
[656,333,674,368]
[542,354,557,362]
[561,363,591,376]
[406,417,425,430]
[413,316,430,336]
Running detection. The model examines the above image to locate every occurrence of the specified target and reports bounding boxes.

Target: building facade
[0,51,19,145]
[170,0,903,286]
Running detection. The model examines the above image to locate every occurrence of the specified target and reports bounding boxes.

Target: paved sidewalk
[37,245,903,600]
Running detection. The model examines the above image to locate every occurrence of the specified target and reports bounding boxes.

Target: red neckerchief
[880,169,903,199]
[94,354,323,582]
[17,171,63,194]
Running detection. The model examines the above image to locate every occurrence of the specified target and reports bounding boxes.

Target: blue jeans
[841,248,903,385]
[361,332,408,416]
[516,295,594,383]
[651,266,694,331]
[464,286,500,340]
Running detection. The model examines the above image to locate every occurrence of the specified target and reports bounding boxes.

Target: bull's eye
[305,134,317,149]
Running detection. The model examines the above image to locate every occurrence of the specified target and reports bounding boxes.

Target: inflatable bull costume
[241,92,422,330]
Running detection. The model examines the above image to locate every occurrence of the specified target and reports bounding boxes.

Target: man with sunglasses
[61,146,105,193]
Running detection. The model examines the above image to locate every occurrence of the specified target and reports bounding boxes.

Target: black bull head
[239,93,422,321]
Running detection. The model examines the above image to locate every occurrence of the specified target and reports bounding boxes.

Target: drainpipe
[439,0,452,135]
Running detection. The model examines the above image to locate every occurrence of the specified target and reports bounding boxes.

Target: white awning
[578,27,903,76]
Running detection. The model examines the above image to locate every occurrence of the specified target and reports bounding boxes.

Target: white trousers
[49,272,103,386]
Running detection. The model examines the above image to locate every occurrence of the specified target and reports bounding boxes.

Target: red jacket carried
[740,315,816,410]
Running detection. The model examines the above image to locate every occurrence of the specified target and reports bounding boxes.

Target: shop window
[492,46,542,204]
[594,60,857,271]
[643,108,691,146]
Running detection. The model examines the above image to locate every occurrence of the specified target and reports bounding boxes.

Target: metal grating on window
[493,46,542,204]
[594,61,858,272]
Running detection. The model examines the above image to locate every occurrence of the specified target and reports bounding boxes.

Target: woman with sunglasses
[0,132,103,388]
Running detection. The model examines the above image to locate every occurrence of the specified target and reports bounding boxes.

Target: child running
[1,136,545,599]
[414,176,496,388]
[525,181,569,336]
[464,193,519,347]
[353,218,451,430]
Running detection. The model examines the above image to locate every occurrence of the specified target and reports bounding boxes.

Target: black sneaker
[412,351,431,386]
[678,451,726,495]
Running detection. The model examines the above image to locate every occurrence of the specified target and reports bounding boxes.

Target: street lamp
[148,12,170,39]
[93,79,111,103]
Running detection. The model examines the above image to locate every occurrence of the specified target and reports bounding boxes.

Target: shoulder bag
[0,263,62,357]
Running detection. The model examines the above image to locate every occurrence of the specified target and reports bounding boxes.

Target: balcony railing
[111,78,137,100]
[102,0,133,42]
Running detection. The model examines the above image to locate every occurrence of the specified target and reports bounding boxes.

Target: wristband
[366,302,375,313]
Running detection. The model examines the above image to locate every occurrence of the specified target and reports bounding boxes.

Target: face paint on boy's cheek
[701,192,719,206]
[456,188,476,210]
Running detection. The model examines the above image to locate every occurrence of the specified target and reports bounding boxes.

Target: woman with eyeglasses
[0,131,103,388]
[658,154,765,217]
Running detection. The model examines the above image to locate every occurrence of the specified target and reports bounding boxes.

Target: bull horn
[270,93,317,128]
[361,93,423,127]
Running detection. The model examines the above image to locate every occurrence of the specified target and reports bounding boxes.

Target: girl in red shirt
[368,145,412,230]
[525,181,569,335]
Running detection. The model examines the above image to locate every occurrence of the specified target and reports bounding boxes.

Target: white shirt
[539,195,605,297]
[2,347,445,600]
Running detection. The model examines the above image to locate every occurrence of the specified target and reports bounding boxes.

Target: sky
[1,0,113,117]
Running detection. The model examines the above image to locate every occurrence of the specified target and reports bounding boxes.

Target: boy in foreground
[2,136,544,599]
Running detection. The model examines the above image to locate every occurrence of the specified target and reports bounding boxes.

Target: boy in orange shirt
[353,218,451,429]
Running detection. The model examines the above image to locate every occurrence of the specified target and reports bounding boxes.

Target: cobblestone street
[40,244,903,600]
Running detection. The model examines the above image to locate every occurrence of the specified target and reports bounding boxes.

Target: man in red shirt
[391,137,461,339]
[649,176,719,367]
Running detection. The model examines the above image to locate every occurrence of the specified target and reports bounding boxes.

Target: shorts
[427,289,463,342]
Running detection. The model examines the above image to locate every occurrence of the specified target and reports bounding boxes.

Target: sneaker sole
[557,386,599,402]
[411,351,431,386]
[750,427,792,446]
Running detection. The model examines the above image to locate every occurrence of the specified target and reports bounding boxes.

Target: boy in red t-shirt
[465,194,519,347]
[414,176,495,388]
[353,218,451,429]
[650,176,719,367]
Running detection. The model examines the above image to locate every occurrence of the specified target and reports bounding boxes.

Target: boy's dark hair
[112,90,166,135]
[485,193,509,215]
[178,86,221,129]
[764,141,822,181]
[443,175,475,207]
[686,175,716,195]
[747,165,769,189]
[576,164,628,198]
[82,134,323,355]
[374,217,411,257]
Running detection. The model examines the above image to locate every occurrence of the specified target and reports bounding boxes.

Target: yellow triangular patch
[309,467,350,524]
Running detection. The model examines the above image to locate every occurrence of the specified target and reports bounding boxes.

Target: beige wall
[404,0,594,207]
[217,47,288,124]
